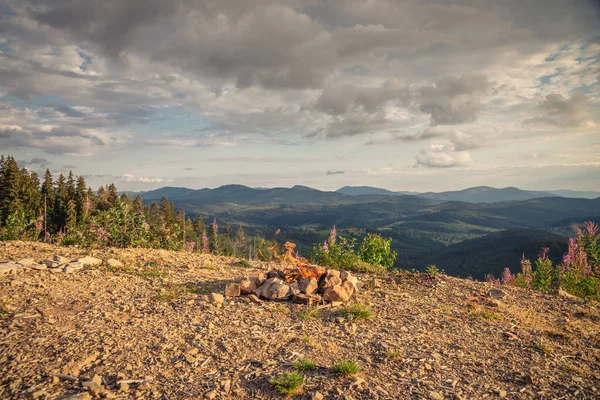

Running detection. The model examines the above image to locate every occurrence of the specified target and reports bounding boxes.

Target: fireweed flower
[328,226,337,245]
[322,240,329,252]
[84,196,91,214]
[520,255,532,287]
[202,232,209,253]
[212,218,218,236]
[538,247,550,261]
[186,241,196,252]
[501,268,514,285]
[34,213,43,231]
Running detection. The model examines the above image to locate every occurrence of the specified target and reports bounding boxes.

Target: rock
[352,377,366,387]
[24,388,47,399]
[107,258,122,268]
[204,390,217,399]
[55,393,91,400]
[82,380,102,396]
[323,285,350,302]
[267,269,280,279]
[299,277,318,295]
[10,279,24,286]
[498,389,507,398]
[208,293,224,306]
[63,262,83,274]
[292,293,318,305]
[254,277,292,300]
[43,259,61,268]
[372,278,382,288]
[53,255,70,264]
[239,278,258,295]
[327,269,341,278]
[429,391,444,400]
[76,256,102,267]
[247,294,263,303]
[256,272,267,285]
[28,263,47,271]
[342,280,357,297]
[488,289,506,299]
[221,379,231,393]
[225,283,241,297]
[289,282,300,295]
[138,381,150,390]
[17,258,35,266]
[118,382,129,392]
[313,392,324,400]
[319,274,342,293]
[0,262,21,275]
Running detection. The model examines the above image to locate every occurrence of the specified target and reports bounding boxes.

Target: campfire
[225,242,360,304]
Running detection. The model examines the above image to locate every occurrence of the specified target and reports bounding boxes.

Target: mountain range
[132,184,600,279]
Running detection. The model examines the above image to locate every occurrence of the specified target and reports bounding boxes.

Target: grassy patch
[0,307,8,315]
[270,372,304,396]
[332,359,360,376]
[532,338,554,355]
[468,309,499,321]
[107,263,165,278]
[293,359,316,372]
[386,351,402,359]
[298,308,321,320]
[425,264,440,276]
[340,304,373,321]
[234,260,252,268]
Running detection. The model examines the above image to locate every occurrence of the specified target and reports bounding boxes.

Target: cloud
[20,157,51,167]
[365,128,444,145]
[415,144,472,168]
[326,170,345,175]
[524,92,596,128]
[121,173,164,184]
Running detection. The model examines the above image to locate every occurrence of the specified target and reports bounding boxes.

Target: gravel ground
[1,241,599,399]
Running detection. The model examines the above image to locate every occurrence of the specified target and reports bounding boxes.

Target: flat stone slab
[0,263,21,275]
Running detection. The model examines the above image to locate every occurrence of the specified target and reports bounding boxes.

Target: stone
[313,392,324,400]
[24,388,47,399]
[53,255,70,264]
[208,293,224,306]
[352,377,366,387]
[327,269,341,278]
[429,391,444,400]
[204,390,217,399]
[138,381,150,390]
[373,278,382,288]
[267,269,280,279]
[221,379,231,393]
[17,258,35,266]
[248,294,263,304]
[340,270,353,282]
[10,279,24,286]
[292,293,316,305]
[118,382,129,392]
[82,380,102,396]
[498,389,507,398]
[319,274,342,293]
[289,282,300,295]
[28,263,47,271]
[239,278,258,295]
[55,393,91,400]
[63,262,83,274]
[0,263,21,275]
[107,258,122,268]
[322,285,350,302]
[254,277,292,300]
[488,289,506,299]
[43,259,62,268]
[299,277,318,295]
[256,272,267,285]
[225,283,241,297]
[76,256,102,266]
[342,280,357,297]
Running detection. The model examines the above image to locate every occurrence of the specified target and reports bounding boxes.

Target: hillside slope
[1,242,599,399]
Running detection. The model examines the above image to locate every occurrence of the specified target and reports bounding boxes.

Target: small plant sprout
[425,264,440,276]
[332,359,361,376]
[270,372,304,396]
[340,303,373,321]
[293,359,316,371]
[298,308,321,320]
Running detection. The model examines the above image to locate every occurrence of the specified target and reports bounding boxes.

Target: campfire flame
[280,241,325,283]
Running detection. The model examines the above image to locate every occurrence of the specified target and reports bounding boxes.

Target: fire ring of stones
[225,265,361,305]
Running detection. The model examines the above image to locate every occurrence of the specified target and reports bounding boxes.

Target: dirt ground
[1,241,599,399]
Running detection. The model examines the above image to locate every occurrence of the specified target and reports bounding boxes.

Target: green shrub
[358,233,397,268]
[270,372,304,396]
[340,304,373,321]
[293,359,316,371]
[332,359,360,376]
[425,264,440,276]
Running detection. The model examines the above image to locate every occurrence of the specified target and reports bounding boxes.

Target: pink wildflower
[202,231,210,253]
[538,247,550,261]
[328,226,337,245]
[322,240,329,252]
[212,218,218,236]
[186,241,196,252]
[501,268,514,285]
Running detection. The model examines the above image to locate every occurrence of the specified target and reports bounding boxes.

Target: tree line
[0,155,255,257]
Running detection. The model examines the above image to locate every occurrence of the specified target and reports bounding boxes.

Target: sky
[1,0,599,192]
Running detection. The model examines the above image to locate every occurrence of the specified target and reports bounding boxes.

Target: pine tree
[107,184,118,206]
[41,169,55,229]
[193,214,205,238]
[234,225,248,257]
[0,156,23,224]
[75,176,87,221]
[224,224,232,237]
[65,199,77,233]
[66,171,76,200]
[133,194,144,214]
[54,174,68,228]
[18,168,41,220]
[159,196,175,223]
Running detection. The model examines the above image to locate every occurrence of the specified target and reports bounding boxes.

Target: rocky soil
[1,241,599,400]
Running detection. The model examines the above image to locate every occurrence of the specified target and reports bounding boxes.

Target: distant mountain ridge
[337,185,600,202]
